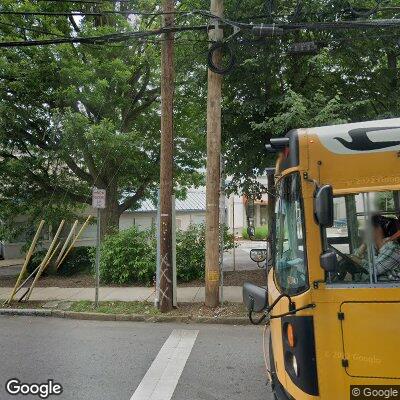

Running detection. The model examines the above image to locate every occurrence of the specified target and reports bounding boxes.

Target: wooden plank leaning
[24,220,65,301]
[54,220,78,267]
[16,242,62,303]
[56,215,92,270]
[5,220,45,304]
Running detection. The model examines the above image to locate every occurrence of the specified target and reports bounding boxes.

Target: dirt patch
[1,300,48,309]
[224,270,267,286]
[168,302,247,318]
[0,270,266,289]
[0,273,151,288]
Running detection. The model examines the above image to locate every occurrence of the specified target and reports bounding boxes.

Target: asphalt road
[0,317,274,400]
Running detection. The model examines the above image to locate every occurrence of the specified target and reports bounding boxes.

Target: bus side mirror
[315,185,334,228]
[243,282,268,312]
[250,249,267,263]
[320,251,338,273]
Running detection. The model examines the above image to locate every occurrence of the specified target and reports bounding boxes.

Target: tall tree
[220,0,400,193]
[0,1,204,238]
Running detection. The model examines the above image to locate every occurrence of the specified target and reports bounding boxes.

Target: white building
[0,191,206,260]
[1,179,274,260]
[226,175,271,236]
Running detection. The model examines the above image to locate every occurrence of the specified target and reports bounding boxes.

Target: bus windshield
[274,173,308,294]
[326,190,400,284]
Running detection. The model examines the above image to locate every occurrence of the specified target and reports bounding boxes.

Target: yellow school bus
[243,118,400,399]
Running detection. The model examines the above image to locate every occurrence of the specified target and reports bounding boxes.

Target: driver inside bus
[351,215,400,281]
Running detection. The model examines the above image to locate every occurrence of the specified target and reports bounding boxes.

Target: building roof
[135,191,206,213]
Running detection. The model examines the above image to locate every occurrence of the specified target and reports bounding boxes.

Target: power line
[279,19,400,30]
[0,10,192,17]
[0,21,67,38]
[0,25,208,47]
[37,0,143,3]
[2,10,400,48]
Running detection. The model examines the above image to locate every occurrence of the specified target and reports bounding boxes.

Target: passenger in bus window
[352,216,400,281]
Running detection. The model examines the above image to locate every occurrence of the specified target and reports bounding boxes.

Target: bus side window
[325,191,400,284]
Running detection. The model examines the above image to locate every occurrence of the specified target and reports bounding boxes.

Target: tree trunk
[99,181,120,239]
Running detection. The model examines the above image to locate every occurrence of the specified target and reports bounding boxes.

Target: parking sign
[92,188,106,209]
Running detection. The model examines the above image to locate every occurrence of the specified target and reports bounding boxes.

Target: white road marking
[130,329,199,400]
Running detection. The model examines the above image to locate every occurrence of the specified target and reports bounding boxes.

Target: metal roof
[134,191,206,213]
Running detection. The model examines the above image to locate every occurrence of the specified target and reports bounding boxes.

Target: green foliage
[69,300,160,316]
[98,224,235,285]
[2,0,400,240]
[58,247,94,276]
[27,250,48,275]
[220,0,400,196]
[175,224,206,282]
[99,226,156,285]
[376,192,395,213]
[26,246,93,276]
[241,226,269,240]
[0,1,205,240]
[176,223,235,282]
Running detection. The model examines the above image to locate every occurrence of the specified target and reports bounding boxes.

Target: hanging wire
[0,10,194,17]
[0,21,68,38]
[36,0,157,3]
[347,0,385,17]
[0,25,209,47]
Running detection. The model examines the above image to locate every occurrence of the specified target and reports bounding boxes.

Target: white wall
[227,195,245,236]
[2,210,206,259]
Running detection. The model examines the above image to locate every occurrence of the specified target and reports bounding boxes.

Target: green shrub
[26,247,93,276]
[99,226,156,285]
[27,249,48,275]
[176,224,205,282]
[58,246,94,276]
[98,223,235,285]
[242,226,269,240]
[176,223,235,282]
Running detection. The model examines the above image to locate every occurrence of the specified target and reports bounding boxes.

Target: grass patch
[242,226,268,240]
[69,301,247,318]
[0,299,248,319]
[69,300,161,316]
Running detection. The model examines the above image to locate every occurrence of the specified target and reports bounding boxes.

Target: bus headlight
[292,354,299,376]
[286,352,300,377]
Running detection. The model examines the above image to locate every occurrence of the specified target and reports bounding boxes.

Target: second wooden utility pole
[159,0,175,313]
[205,0,223,307]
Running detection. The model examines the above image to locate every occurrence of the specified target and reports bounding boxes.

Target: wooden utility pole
[205,0,223,307]
[159,0,175,313]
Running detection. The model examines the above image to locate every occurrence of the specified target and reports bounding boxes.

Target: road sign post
[92,188,106,308]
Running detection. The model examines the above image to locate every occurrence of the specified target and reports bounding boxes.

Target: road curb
[0,308,251,325]
[0,308,52,316]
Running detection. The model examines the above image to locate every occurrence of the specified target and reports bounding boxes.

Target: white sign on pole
[92,187,106,308]
[92,188,106,209]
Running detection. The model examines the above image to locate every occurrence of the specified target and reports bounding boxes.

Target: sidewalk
[0,258,24,268]
[0,286,243,303]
